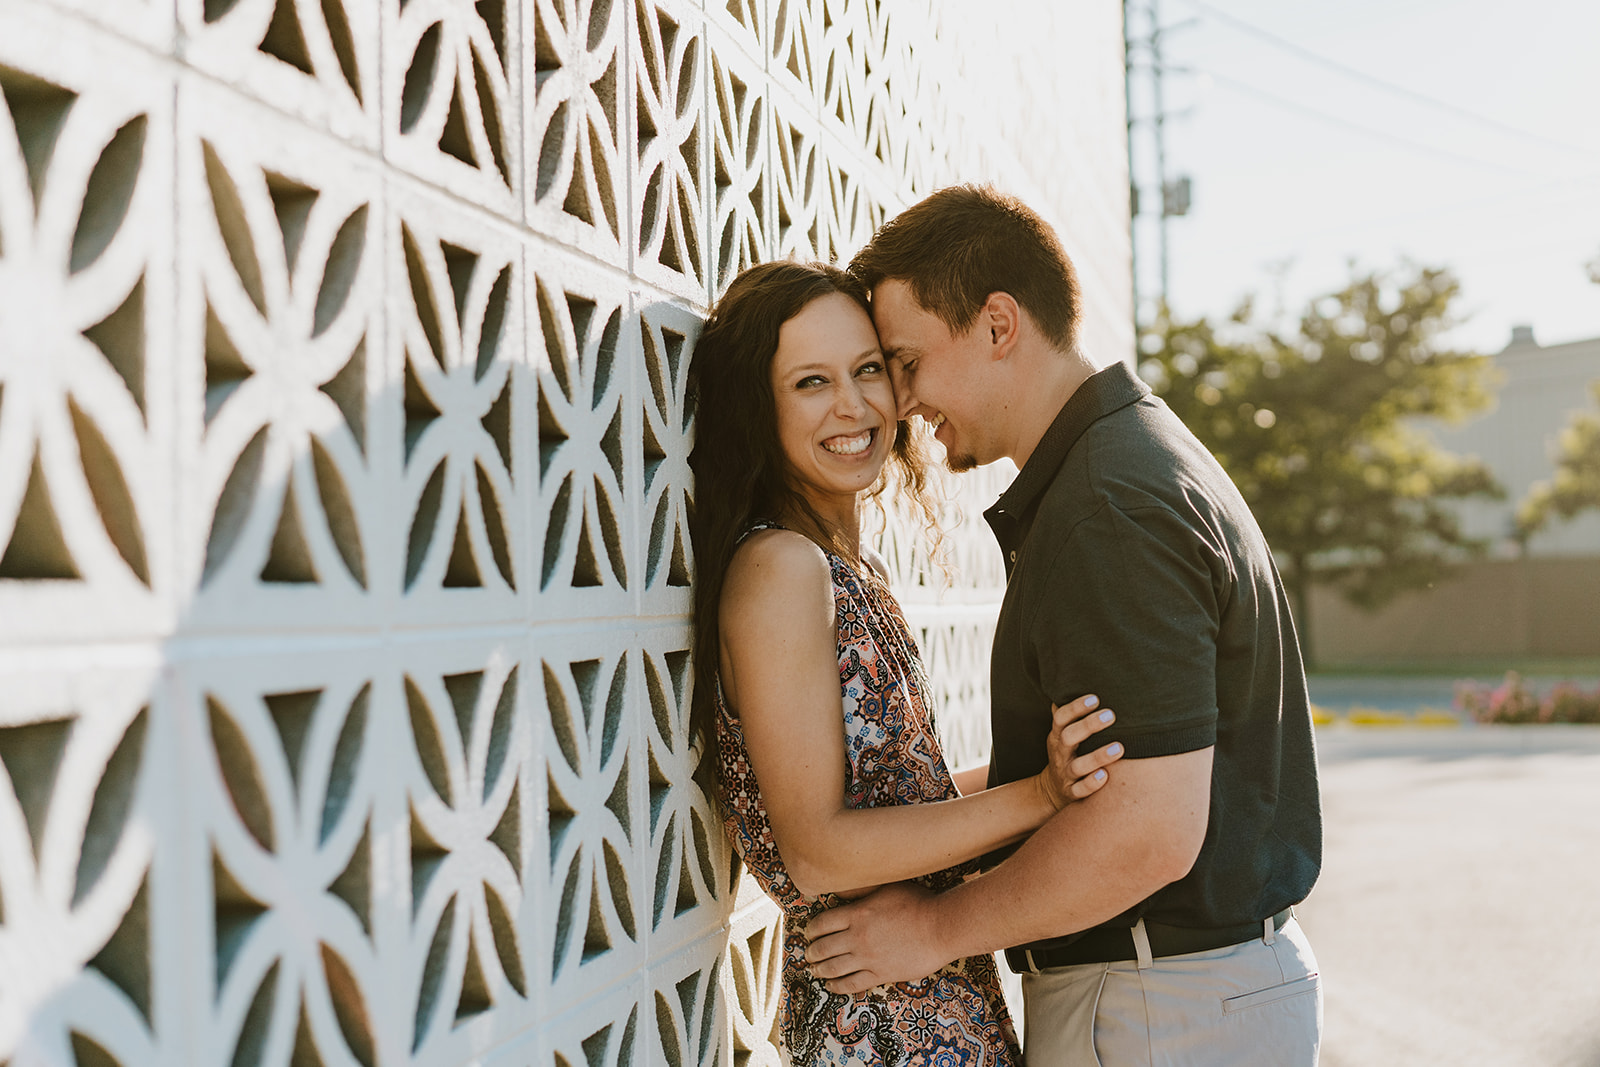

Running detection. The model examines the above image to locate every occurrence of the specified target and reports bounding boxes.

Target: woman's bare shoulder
[724,527,829,587]
[721,528,833,620]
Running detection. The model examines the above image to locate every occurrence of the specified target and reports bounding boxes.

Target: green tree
[1141,266,1503,667]
[1517,382,1600,538]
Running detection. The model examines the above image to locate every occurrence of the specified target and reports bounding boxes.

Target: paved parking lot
[1299,726,1600,1066]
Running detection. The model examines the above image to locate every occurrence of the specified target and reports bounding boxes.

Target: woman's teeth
[929,413,946,430]
[822,430,872,455]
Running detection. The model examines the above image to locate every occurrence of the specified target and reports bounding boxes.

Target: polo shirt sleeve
[1025,500,1221,759]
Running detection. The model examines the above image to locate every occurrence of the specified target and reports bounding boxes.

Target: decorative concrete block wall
[0,1,1130,1065]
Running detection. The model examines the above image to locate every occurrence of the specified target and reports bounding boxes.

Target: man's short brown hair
[848,184,1082,350]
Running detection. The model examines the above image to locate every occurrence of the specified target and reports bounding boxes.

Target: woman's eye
[858,361,884,376]
[797,375,826,388]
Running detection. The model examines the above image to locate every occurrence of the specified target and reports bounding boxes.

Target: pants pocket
[1220,973,1320,1015]
[1022,964,1109,1067]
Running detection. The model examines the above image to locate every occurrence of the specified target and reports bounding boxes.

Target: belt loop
[1263,916,1277,945]
[1131,918,1154,970]
[1023,949,1039,975]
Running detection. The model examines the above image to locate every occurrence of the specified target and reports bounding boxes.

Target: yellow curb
[1346,707,1409,726]
[1310,705,1464,727]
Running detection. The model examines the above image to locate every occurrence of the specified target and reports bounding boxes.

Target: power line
[1193,66,1557,179]
[1178,0,1595,157]
[1270,169,1600,249]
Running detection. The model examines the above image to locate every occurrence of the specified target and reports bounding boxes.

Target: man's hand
[803,882,953,994]
[1038,696,1124,811]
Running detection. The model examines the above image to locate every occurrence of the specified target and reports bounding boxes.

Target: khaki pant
[1019,916,1322,1066]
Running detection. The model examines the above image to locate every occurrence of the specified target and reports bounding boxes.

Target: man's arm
[804,500,1223,988]
[804,746,1211,992]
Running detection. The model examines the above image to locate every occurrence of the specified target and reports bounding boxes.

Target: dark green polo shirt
[984,361,1321,938]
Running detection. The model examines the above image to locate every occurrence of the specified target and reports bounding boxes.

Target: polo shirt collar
[984,360,1150,541]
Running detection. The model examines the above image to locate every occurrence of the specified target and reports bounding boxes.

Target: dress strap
[734,519,788,545]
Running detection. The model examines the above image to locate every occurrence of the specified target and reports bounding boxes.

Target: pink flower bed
[1454,672,1600,724]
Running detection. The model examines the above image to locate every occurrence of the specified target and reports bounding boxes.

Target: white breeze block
[0,0,1131,1064]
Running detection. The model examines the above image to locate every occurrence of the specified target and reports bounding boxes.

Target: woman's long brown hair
[686,261,937,775]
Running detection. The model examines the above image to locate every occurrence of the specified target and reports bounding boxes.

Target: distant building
[1310,325,1600,667]
[1433,326,1600,557]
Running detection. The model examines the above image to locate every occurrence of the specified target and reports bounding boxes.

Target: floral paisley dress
[716,525,1021,1067]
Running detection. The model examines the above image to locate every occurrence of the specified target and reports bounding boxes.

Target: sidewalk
[1300,726,1600,1066]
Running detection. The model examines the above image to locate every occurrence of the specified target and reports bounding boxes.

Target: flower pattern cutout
[548,999,639,1067]
[726,907,785,1067]
[188,0,370,132]
[395,213,518,595]
[770,107,820,261]
[853,2,898,174]
[640,307,695,593]
[822,152,882,263]
[531,0,624,251]
[710,52,767,294]
[769,0,817,99]
[394,0,515,197]
[653,957,721,1067]
[192,134,375,596]
[404,660,528,1051]
[710,0,760,51]
[633,0,706,292]
[201,676,379,1067]
[0,693,154,1064]
[535,274,627,593]
[544,652,637,990]
[643,645,719,935]
[0,69,164,598]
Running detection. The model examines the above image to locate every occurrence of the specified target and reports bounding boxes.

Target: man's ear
[983,292,1022,360]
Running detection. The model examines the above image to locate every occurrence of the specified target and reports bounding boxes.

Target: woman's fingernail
[1099,710,1114,723]
[1107,742,1123,757]
[1094,770,1107,781]
[1084,695,1099,708]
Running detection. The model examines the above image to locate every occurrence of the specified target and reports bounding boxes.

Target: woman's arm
[719,530,1119,899]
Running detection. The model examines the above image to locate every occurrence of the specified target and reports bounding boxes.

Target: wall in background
[0,1,1130,1065]
[1311,557,1600,666]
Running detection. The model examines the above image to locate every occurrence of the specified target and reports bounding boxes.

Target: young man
[802,185,1323,1064]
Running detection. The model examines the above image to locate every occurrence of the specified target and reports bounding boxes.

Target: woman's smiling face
[769,292,897,512]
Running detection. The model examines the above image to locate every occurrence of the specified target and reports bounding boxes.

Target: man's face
[871,279,991,472]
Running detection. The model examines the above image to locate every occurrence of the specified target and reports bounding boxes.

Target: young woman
[687,262,1123,1067]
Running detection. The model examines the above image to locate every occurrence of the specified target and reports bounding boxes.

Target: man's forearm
[926,801,1166,957]
[929,749,1211,959]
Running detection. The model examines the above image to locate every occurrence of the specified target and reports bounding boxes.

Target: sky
[1128,0,1600,354]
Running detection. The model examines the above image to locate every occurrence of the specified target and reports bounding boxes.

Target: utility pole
[1123,0,1139,330]
[1150,0,1170,308]
[1125,1,1194,328]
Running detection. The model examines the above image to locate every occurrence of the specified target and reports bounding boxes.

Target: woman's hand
[1036,695,1123,812]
